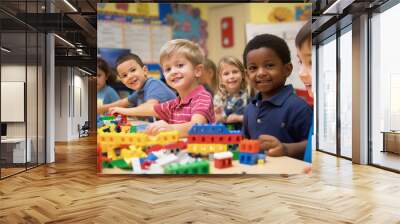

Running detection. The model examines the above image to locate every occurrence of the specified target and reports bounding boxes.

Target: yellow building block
[257,159,265,165]
[187,144,227,155]
[154,130,179,145]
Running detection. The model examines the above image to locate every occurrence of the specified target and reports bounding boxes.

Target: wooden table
[100,156,310,175]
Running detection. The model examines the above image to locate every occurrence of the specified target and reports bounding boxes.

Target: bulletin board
[245,21,307,90]
[1,82,25,122]
[98,20,172,64]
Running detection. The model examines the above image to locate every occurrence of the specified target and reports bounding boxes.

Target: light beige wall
[207,3,250,65]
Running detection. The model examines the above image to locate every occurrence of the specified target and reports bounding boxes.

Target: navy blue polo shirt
[242,85,312,144]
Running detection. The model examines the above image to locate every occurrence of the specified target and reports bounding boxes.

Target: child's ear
[284,63,293,78]
[142,65,149,77]
[194,64,204,78]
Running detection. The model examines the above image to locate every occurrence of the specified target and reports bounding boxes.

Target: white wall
[54,67,89,141]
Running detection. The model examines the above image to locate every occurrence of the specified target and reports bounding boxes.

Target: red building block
[188,134,242,144]
[214,157,232,169]
[239,140,260,153]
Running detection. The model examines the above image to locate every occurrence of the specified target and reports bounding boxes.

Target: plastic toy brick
[239,152,258,165]
[100,115,115,121]
[147,153,158,161]
[188,123,230,135]
[188,134,242,144]
[164,159,210,174]
[187,144,227,154]
[131,158,142,173]
[154,130,179,145]
[110,159,131,169]
[130,126,137,133]
[214,151,233,169]
[258,153,266,160]
[232,150,239,160]
[257,159,265,165]
[156,154,178,167]
[239,140,260,153]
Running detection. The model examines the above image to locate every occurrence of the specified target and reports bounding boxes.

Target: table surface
[100,120,310,175]
[100,156,310,175]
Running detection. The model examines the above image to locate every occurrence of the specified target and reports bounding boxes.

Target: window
[371,2,400,171]
[317,36,337,154]
[339,27,352,158]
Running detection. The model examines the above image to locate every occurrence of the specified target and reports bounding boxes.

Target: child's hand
[145,120,170,136]
[258,135,286,157]
[109,107,128,116]
[226,114,242,123]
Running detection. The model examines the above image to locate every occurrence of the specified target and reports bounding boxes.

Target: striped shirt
[154,85,215,124]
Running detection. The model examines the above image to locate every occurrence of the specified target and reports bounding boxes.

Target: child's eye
[164,67,171,73]
[265,64,274,68]
[177,64,184,68]
[129,68,136,73]
[247,66,256,72]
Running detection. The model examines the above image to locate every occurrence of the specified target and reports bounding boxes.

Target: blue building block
[140,158,146,164]
[136,124,148,132]
[147,153,158,161]
[188,123,230,135]
[229,130,241,135]
[257,153,266,160]
[239,152,258,165]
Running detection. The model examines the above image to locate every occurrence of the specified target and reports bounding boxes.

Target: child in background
[213,56,250,130]
[145,39,215,137]
[242,34,312,160]
[97,57,119,106]
[99,53,176,118]
[199,58,218,95]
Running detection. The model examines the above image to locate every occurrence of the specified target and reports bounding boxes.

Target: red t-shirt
[154,85,215,124]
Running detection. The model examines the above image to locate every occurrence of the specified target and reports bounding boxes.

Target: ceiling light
[323,0,354,15]
[78,67,92,76]
[63,0,78,12]
[54,34,75,48]
[1,47,11,53]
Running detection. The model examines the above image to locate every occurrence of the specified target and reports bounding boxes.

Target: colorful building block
[188,123,230,135]
[164,159,209,174]
[214,151,233,169]
[188,134,242,144]
[239,140,260,153]
[239,152,258,165]
[187,144,227,154]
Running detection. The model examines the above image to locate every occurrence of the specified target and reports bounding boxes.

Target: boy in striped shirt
[145,39,215,137]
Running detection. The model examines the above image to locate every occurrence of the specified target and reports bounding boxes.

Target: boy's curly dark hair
[243,34,291,67]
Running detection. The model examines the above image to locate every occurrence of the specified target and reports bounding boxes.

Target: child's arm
[97,98,129,114]
[109,99,159,117]
[258,135,307,159]
[145,114,207,137]
[226,114,243,123]
[214,106,226,123]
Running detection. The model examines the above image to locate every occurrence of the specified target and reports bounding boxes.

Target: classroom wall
[207,3,250,65]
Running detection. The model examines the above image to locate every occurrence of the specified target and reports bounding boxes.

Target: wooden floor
[0,135,399,223]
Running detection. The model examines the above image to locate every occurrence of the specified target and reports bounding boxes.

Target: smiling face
[161,53,202,97]
[297,38,313,98]
[246,47,292,100]
[116,59,148,91]
[219,62,243,94]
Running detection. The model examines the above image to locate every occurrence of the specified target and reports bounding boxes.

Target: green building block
[226,124,235,131]
[232,150,239,160]
[100,115,115,121]
[102,161,113,168]
[110,159,132,170]
[165,160,209,174]
[130,126,137,133]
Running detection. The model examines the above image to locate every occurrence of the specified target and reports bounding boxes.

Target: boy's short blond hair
[160,39,205,67]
